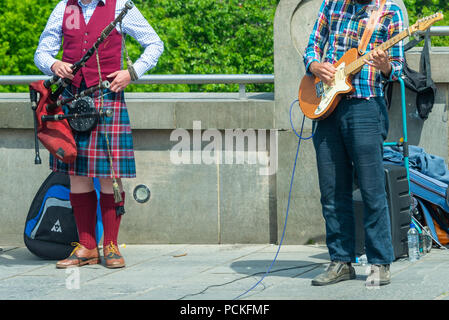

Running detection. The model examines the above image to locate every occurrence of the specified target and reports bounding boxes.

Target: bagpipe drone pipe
[28,0,135,165]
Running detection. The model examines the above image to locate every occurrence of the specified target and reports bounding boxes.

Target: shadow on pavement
[0,247,53,267]
[229,259,329,280]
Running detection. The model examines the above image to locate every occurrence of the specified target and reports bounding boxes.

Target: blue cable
[289,99,315,141]
[233,99,314,300]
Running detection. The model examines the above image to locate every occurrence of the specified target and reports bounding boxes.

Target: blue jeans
[312,97,394,265]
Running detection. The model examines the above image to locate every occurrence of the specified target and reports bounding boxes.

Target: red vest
[62,0,122,88]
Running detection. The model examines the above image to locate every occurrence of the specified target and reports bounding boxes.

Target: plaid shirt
[303,0,405,99]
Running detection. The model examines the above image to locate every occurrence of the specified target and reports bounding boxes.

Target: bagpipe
[29,0,135,165]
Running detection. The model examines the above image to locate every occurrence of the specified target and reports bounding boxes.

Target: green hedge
[404,0,449,46]
[0,0,448,93]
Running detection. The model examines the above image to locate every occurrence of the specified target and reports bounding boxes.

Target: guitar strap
[358,0,387,55]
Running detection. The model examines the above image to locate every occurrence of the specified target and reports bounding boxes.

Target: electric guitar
[298,13,444,121]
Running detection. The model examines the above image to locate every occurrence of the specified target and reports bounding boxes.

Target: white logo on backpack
[51,219,62,233]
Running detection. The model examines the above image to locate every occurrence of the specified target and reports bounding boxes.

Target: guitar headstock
[409,12,444,34]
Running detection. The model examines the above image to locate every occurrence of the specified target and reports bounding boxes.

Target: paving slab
[1,244,448,301]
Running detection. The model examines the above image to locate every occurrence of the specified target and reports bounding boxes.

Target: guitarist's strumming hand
[309,62,337,87]
[364,49,392,78]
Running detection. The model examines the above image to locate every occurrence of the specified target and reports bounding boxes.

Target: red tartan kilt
[50,83,136,178]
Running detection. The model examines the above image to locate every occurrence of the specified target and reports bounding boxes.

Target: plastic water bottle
[407,223,420,262]
[419,233,425,256]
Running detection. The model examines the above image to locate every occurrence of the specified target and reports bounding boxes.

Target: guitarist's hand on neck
[309,61,336,86]
[364,49,392,78]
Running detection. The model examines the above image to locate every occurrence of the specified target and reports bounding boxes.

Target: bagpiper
[34,0,164,268]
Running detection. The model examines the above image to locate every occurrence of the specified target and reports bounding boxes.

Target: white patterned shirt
[34,0,164,78]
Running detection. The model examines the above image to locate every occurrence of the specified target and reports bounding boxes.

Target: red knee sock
[100,192,125,247]
[70,191,98,250]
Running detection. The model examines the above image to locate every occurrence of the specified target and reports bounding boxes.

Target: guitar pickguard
[314,62,350,116]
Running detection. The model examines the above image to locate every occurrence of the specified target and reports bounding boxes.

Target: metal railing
[416,26,449,37]
[0,74,275,99]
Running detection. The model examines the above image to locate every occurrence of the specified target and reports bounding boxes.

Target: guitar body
[299,48,359,120]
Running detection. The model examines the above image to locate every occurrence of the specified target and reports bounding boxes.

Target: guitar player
[303,0,405,286]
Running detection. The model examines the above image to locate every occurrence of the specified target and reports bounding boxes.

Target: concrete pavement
[1,244,449,301]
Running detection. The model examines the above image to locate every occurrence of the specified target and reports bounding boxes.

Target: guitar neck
[345,27,410,76]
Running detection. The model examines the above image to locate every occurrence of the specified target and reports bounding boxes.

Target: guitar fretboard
[344,28,410,76]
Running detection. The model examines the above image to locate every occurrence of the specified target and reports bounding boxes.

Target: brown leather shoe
[103,242,125,269]
[56,242,100,269]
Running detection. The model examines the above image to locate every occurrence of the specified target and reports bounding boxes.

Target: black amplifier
[353,163,411,260]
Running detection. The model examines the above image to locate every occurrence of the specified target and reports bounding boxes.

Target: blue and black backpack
[24,171,103,260]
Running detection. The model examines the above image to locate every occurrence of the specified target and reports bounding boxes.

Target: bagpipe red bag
[30,80,77,164]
